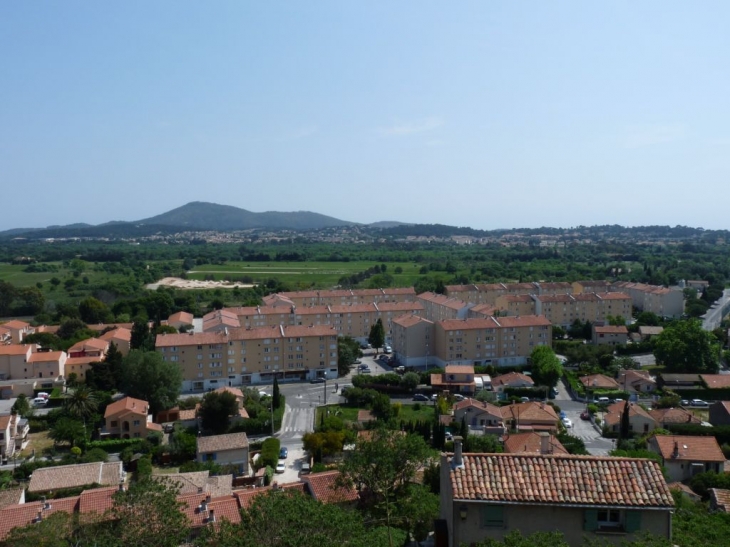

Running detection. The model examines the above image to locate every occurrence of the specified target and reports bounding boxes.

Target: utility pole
[323,379,327,405]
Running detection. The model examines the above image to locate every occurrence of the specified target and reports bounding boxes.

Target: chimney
[35,510,43,523]
[452,436,465,470]
[539,432,550,454]
[672,441,680,459]
[197,486,204,494]
[118,481,124,492]
[205,494,211,504]
[208,509,215,523]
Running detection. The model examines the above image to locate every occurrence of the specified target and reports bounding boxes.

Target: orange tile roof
[98,327,132,343]
[603,402,655,427]
[0,488,23,510]
[0,496,80,540]
[0,320,30,330]
[197,432,249,454]
[447,453,674,507]
[104,396,149,418]
[445,364,474,374]
[709,488,730,512]
[168,311,194,324]
[357,410,375,423]
[302,471,358,503]
[214,386,244,399]
[392,314,433,328]
[27,351,65,363]
[68,338,109,353]
[491,372,534,388]
[651,435,725,462]
[579,374,620,389]
[233,482,308,509]
[28,462,124,493]
[594,325,628,334]
[502,402,559,424]
[649,407,701,426]
[0,344,32,356]
[702,374,730,389]
[178,493,242,527]
[452,398,502,416]
[78,486,119,515]
[503,432,569,455]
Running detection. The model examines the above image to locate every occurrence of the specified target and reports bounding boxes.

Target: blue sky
[2,2,729,230]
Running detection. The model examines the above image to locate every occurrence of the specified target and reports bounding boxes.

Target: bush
[260,438,281,470]
[86,438,142,452]
[81,447,109,463]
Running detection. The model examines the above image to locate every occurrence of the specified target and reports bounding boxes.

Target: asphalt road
[553,379,615,456]
[702,288,730,331]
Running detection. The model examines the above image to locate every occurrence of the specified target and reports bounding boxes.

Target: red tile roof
[0,344,32,356]
[233,482,308,509]
[78,486,119,515]
[445,364,474,374]
[302,471,358,503]
[648,407,701,426]
[650,435,726,462]
[0,496,80,540]
[503,432,569,455]
[709,488,730,512]
[447,453,674,507]
[579,374,620,389]
[491,372,534,388]
[594,325,629,334]
[702,374,730,389]
[178,493,242,527]
[104,396,149,418]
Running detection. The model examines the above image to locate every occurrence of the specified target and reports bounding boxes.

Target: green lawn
[317,402,435,426]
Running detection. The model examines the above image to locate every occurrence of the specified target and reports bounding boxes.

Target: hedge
[86,438,143,452]
[260,438,280,470]
[666,424,730,445]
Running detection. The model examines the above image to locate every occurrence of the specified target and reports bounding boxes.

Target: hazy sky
[2,2,729,231]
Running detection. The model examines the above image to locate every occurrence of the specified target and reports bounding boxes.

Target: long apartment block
[204,302,424,343]
[444,282,574,306]
[392,314,552,369]
[611,281,684,318]
[481,292,633,328]
[262,287,416,307]
[156,325,339,391]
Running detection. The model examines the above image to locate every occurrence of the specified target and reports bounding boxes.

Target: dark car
[413,394,429,402]
[279,447,288,459]
[310,378,325,384]
[580,411,591,420]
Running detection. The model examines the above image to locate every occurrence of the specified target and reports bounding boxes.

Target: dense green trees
[337,336,362,376]
[119,350,182,415]
[529,346,563,388]
[199,390,239,435]
[653,320,720,373]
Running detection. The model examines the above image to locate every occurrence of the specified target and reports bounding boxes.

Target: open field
[187,261,424,287]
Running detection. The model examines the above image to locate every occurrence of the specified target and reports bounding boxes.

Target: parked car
[559,411,567,419]
[360,367,371,374]
[384,345,392,354]
[430,393,439,401]
[36,392,49,399]
[519,397,530,402]
[597,397,610,404]
[690,399,709,407]
[551,387,559,397]
[580,411,591,420]
[279,447,288,459]
[413,394,429,402]
[163,424,174,434]
[453,394,465,401]
[562,417,573,429]
[32,397,47,406]
[353,359,362,365]
[681,399,690,407]
[310,378,325,384]
[275,463,286,474]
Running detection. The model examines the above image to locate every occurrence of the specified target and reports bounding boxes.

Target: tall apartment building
[391,315,552,369]
[433,316,552,367]
[391,315,434,369]
[416,292,473,322]
[611,281,684,318]
[215,302,423,344]
[156,325,339,391]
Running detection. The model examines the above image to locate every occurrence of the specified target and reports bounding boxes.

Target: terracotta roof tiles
[448,453,674,507]
[197,432,249,454]
[302,471,358,503]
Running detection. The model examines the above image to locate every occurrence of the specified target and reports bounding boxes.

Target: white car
[275,463,286,474]
[562,417,573,429]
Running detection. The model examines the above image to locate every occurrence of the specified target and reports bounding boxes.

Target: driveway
[555,379,616,456]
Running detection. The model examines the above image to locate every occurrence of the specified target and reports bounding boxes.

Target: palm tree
[64,385,98,421]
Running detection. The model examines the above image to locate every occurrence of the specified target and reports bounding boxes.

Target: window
[133,420,140,426]
[480,505,504,528]
[110,421,118,428]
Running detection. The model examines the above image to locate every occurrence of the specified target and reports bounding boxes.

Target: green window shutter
[481,505,504,527]
[584,509,598,531]
[625,511,642,533]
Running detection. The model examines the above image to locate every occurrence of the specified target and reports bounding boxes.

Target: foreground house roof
[447,453,674,508]
[302,470,358,504]
[197,432,249,454]
[28,462,124,493]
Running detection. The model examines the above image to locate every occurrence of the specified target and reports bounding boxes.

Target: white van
[33,397,48,406]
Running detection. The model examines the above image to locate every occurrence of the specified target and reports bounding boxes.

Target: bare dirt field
[145,277,256,290]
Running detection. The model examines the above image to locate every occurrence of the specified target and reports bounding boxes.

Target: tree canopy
[653,319,720,373]
[368,319,385,351]
[199,390,239,435]
[119,350,182,415]
[529,346,563,388]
